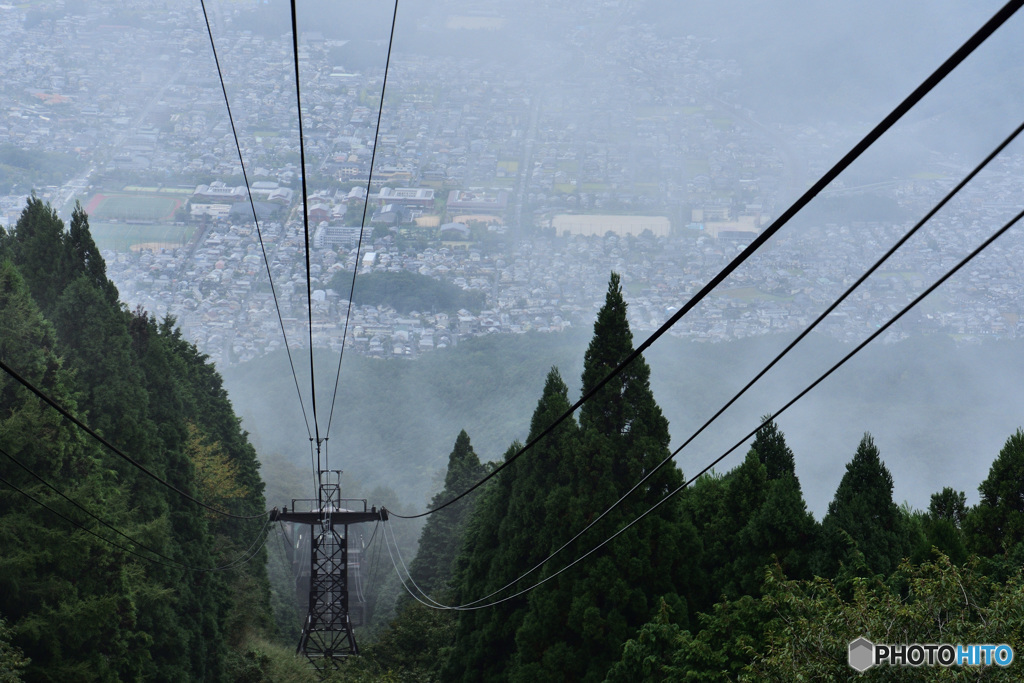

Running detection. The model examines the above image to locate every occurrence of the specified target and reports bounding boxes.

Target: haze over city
[3,0,1024,516]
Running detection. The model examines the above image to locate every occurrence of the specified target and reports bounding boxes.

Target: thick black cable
[1,442,185,568]
[389,117,1024,608]
[198,0,313,441]
[434,117,1024,610]
[397,205,1024,610]
[325,0,400,440]
[0,357,270,520]
[288,0,322,463]
[389,0,1024,520]
[0,468,273,572]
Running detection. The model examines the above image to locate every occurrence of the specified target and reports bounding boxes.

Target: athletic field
[90,222,195,253]
[84,192,182,222]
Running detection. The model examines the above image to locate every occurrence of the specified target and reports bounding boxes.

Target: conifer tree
[0,261,148,680]
[65,201,118,305]
[446,368,579,683]
[751,416,796,480]
[408,429,486,595]
[819,433,908,578]
[0,200,271,679]
[509,273,698,682]
[966,429,1024,557]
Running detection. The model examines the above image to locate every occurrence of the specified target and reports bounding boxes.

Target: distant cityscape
[2,2,1023,366]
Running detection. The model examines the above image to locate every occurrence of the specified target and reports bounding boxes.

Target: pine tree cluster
[0,199,271,680]
[364,271,1024,682]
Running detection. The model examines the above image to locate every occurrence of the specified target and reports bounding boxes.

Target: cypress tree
[510,273,698,682]
[408,429,486,596]
[64,202,118,306]
[0,199,271,679]
[751,416,796,480]
[446,368,579,683]
[0,261,147,680]
[0,197,69,312]
[819,433,908,578]
[965,429,1024,558]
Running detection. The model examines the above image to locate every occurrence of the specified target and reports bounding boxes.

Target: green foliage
[683,420,817,610]
[966,428,1024,557]
[351,602,457,682]
[0,615,28,683]
[750,416,796,480]
[930,487,967,528]
[609,554,1024,681]
[818,433,910,579]
[223,637,318,683]
[328,269,485,314]
[407,430,486,597]
[748,556,1024,681]
[0,199,271,680]
[909,488,968,567]
[446,273,700,682]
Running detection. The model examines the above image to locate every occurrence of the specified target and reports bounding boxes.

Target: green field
[91,222,194,252]
[85,193,181,222]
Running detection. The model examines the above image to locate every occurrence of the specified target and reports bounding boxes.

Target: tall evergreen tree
[508,273,698,682]
[818,433,908,578]
[0,197,69,312]
[750,416,796,480]
[446,368,580,683]
[966,429,1024,558]
[408,429,486,596]
[0,199,271,679]
[65,202,118,305]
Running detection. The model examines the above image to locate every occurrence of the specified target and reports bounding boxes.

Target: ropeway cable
[0,357,270,521]
[388,116,1024,608]
[0,442,270,571]
[389,203,1024,610]
[287,0,325,477]
[387,0,1024,520]
[198,0,313,442]
[325,0,401,443]
[0,467,274,572]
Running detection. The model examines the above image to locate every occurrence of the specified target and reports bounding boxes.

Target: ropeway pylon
[271,469,385,673]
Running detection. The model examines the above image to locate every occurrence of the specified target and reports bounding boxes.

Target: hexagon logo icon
[849,637,875,672]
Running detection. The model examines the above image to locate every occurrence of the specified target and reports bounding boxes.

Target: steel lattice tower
[272,470,385,673]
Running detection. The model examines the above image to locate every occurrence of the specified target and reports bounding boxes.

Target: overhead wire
[390,202,1024,610]
[288,0,323,466]
[0,357,269,520]
[387,116,1024,609]
[0,464,274,573]
[1,442,249,571]
[383,519,448,608]
[388,0,1024,520]
[198,0,313,442]
[364,519,387,600]
[325,0,401,441]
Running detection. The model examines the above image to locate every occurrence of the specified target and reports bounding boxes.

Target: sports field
[90,222,195,253]
[84,192,182,222]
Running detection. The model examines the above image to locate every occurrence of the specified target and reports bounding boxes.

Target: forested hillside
[336,274,1024,681]
[0,199,273,681]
